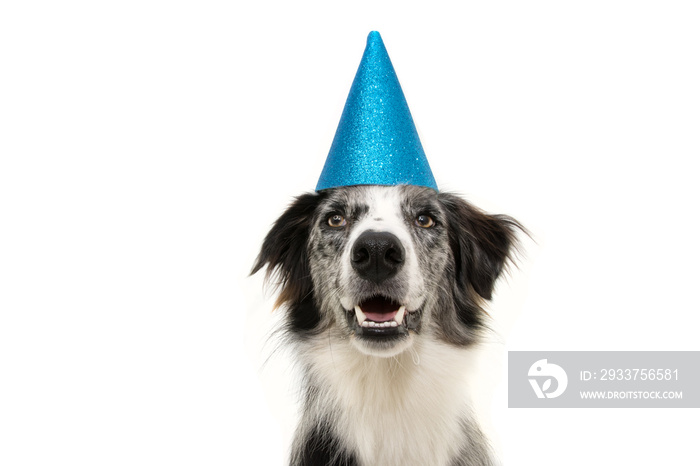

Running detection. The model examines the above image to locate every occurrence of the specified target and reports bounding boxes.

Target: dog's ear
[439,193,521,300]
[251,192,323,308]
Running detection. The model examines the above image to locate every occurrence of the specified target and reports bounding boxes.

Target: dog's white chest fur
[304,336,475,466]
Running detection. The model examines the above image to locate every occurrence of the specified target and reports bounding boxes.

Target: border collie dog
[253,184,522,466]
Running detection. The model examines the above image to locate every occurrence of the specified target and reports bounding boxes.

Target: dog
[252,184,522,466]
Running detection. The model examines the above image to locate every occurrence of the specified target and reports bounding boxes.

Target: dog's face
[308,186,448,356]
[253,185,519,357]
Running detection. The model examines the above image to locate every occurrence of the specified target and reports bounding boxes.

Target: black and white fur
[252,185,522,466]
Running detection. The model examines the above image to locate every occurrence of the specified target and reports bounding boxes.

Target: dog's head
[252,185,521,357]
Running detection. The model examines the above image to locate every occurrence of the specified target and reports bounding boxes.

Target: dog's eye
[415,214,435,228]
[327,214,347,228]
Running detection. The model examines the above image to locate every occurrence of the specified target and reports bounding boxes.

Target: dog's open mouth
[346,296,420,341]
[355,296,405,328]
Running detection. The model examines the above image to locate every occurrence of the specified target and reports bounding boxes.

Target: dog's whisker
[409,345,421,366]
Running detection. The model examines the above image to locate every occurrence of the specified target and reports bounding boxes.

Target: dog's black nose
[351,231,405,284]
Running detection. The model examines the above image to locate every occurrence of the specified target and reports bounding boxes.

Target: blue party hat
[316,31,438,192]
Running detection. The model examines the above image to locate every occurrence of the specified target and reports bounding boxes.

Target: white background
[2,1,699,465]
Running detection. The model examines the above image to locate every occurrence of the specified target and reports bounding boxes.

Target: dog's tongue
[360,297,399,322]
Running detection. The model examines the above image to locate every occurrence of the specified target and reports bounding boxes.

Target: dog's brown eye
[415,215,435,228]
[328,214,346,228]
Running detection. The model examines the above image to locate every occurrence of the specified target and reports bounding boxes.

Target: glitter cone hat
[316,31,438,192]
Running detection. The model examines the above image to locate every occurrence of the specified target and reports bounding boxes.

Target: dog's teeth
[355,305,367,325]
[358,307,404,329]
[363,321,392,328]
[394,306,406,325]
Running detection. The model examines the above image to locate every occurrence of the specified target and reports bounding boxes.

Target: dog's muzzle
[345,231,421,345]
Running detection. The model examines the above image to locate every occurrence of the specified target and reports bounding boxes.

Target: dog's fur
[252,185,522,466]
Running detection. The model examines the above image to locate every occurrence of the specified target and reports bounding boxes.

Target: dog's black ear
[439,193,521,300]
[251,192,323,308]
